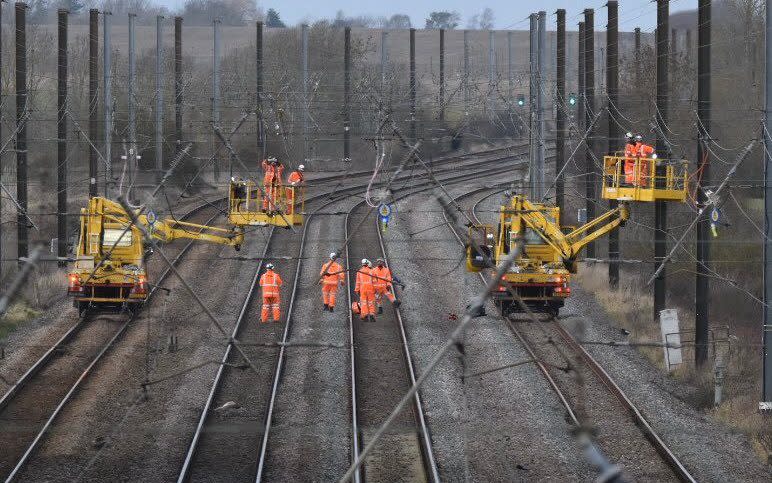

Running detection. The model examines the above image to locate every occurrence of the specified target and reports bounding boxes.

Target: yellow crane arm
[562,203,629,257]
[517,197,629,269]
[139,216,244,249]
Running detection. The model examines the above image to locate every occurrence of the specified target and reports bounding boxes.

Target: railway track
[0,201,225,482]
[178,149,534,482]
[436,185,695,482]
[0,144,530,481]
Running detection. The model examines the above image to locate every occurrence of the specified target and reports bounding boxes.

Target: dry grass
[574,262,771,464]
[0,268,67,342]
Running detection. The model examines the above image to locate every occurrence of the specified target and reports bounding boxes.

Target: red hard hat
[351,301,361,315]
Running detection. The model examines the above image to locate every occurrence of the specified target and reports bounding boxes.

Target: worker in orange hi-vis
[372,258,401,314]
[259,263,283,323]
[354,259,376,321]
[635,134,657,187]
[261,158,285,212]
[286,164,305,212]
[622,132,637,186]
[320,252,345,312]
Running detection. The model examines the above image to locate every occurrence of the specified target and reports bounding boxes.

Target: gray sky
[165,0,699,31]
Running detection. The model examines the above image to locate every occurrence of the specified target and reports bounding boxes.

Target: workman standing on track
[320,252,345,312]
[261,157,285,212]
[354,259,376,321]
[372,258,400,314]
[259,263,283,323]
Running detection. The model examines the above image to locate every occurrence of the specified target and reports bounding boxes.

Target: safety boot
[329,306,334,313]
[378,306,383,315]
[368,315,376,322]
[393,299,401,308]
[323,304,329,312]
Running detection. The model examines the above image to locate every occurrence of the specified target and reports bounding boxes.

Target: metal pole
[301,23,308,162]
[381,31,388,93]
[654,0,669,321]
[578,21,586,169]
[584,9,596,259]
[537,12,546,201]
[128,12,136,197]
[212,18,220,180]
[488,29,495,112]
[344,26,351,162]
[529,14,537,199]
[764,0,772,406]
[15,2,27,260]
[671,27,678,71]
[256,21,263,158]
[410,27,416,143]
[155,15,163,178]
[463,30,469,115]
[556,9,566,213]
[439,29,445,121]
[634,27,641,91]
[695,1,711,366]
[508,30,513,103]
[57,8,68,267]
[175,17,182,158]
[607,1,620,289]
[0,2,3,274]
[89,8,98,197]
[103,10,112,197]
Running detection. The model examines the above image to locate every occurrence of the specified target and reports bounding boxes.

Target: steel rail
[4,203,225,483]
[339,165,535,481]
[444,186,695,483]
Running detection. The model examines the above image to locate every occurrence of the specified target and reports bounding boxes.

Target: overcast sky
[167,0,699,31]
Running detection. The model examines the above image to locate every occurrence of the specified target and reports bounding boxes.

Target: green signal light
[517,95,525,107]
[568,93,577,106]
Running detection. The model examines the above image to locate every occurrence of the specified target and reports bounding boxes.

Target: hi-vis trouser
[322,283,339,308]
[261,296,281,322]
[358,290,376,318]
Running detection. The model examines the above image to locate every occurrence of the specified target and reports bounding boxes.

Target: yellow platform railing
[602,155,689,202]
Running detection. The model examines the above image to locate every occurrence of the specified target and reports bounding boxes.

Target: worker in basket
[231,176,248,211]
[621,132,635,186]
[320,251,345,312]
[261,157,285,213]
[286,164,305,214]
[635,134,656,187]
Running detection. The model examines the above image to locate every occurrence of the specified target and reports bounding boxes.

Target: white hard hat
[266,263,275,270]
[298,164,305,171]
[625,132,633,139]
[361,258,369,266]
[634,134,643,142]
[330,252,337,260]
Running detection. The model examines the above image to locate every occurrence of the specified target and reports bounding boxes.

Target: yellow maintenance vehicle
[467,154,689,315]
[67,197,244,311]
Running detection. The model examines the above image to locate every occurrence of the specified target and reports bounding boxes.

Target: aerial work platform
[228,180,304,227]
[602,155,689,202]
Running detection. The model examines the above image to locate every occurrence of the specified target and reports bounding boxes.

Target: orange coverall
[372,265,396,309]
[259,269,283,322]
[286,170,304,213]
[623,142,639,185]
[355,266,376,318]
[320,260,345,308]
[261,160,285,211]
[637,143,655,187]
